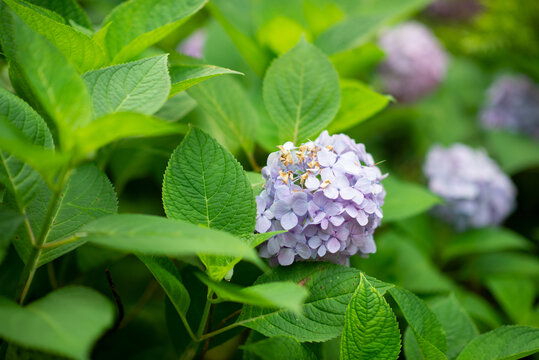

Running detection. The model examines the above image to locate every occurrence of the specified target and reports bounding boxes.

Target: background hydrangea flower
[378,21,448,103]
[177,29,207,58]
[425,0,483,21]
[256,131,387,266]
[480,75,539,139]
[424,143,516,231]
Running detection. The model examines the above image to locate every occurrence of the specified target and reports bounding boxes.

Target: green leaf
[0,286,114,360]
[485,276,535,325]
[187,76,258,154]
[80,214,264,269]
[388,287,447,359]
[464,253,539,279]
[454,291,502,329]
[138,255,190,318]
[0,9,93,149]
[456,326,539,360]
[256,16,309,55]
[25,0,92,29]
[486,130,539,174]
[155,92,197,122]
[424,295,478,360]
[163,127,256,279]
[74,112,187,156]
[443,228,532,261]
[0,207,23,263]
[169,64,242,97]
[14,163,118,267]
[240,231,287,249]
[98,0,207,63]
[242,336,317,360]
[83,55,171,118]
[263,37,340,143]
[0,88,55,209]
[2,0,106,72]
[328,79,390,132]
[341,273,401,360]
[238,262,393,342]
[382,176,442,223]
[246,171,265,195]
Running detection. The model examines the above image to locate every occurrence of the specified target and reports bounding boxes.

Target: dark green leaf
[242,336,317,360]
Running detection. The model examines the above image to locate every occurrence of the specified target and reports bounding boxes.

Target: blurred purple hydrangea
[177,29,207,59]
[424,143,516,231]
[425,0,483,21]
[256,131,387,266]
[480,75,539,139]
[378,21,448,103]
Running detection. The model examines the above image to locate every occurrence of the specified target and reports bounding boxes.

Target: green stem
[39,234,80,249]
[198,321,241,341]
[17,166,71,304]
[196,290,214,338]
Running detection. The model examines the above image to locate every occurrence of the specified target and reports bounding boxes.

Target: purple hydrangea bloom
[424,144,516,231]
[256,131,387,266]
[425,0,483,21]
[177,29,207,59]
[378,22,447,103]
[480,75,539,139]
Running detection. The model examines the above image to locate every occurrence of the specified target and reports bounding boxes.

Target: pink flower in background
[177,29,207,59]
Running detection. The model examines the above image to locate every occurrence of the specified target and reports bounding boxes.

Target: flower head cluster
[177,29,207,59]
[424,144,516,231]
[425,0,483,21]
[480,75,539,139]
[378,22,447,103]
[256,131,386,266]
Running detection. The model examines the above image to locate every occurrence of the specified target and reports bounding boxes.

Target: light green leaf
[163,127,256,279]
[263,37,340,144]
[83,55,171,118]
[455,291,502,329]
[169,64,242,97]
[328,79,390,132]
[155,92,197,122]
[388,287,447,359]
[456,326,539,360]
[382,176,442,222]
[3,0,106,72]
[98,0,207,63]
[246,171,264,195]
[341,273,401,360]
[197,273,308,313]
[486,130,539,174]
[0,10,93,149]
[256,16,309,55]
[238,262,393,342]
[464,253,539,279]
[14,163,117,267]
[138,255,190,317]
[80,214,264,269]
[0,286,114,360]
[443,228,532,261]
[485,276,535,325]
[242,336,317,360]
[0,88,55,208]
[187,76,258,154]
[26,0,92,29]
[74,112,187,156]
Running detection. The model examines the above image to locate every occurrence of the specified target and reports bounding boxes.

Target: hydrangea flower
[480,75,539,139]
[177,29,207,59]
[256,131,387,266]
[424,143,516,231]
[378,22,447,103]
[425,0,483,21]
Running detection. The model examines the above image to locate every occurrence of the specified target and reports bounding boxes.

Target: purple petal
[292,199,308,216]
[256,197,267,214]
[255,216,271,233]
[271,200,291,219]
[296,243,312,259]
[317,245,327,257]
[278,248,296,266]
[340,187,359,200]
[324,185,339,199]
[318,149,337,167]
[330,215,344,226]
[280,212,298,230]
[305,175,320,190]
[308,236,321,248]
[327,238,341,253]
[267,237,281,256]
[356,210,369,226]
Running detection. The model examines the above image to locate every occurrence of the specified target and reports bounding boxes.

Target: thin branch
[106,268,124,332]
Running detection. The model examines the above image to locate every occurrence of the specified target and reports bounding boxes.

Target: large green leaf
[169,64,242,97]
[83,55,171,118]
[0,286,114,360]
[388,287,447,359]
[443,228,531,261]
[0,88,54,209]
[98,0,207,63]
[238,262,393,342]
[80,214,264,269]
[0,207,23,264]
[485,276,535,325]
[163,127,256,279]
[246,171,264,195]
[328,79,390,132]
[486,130,539,174]
[197,273,308,314]
[74,112,186,157]
[456,326,539,360]
[455,291,502,329]
[25,0,92,29]
[341,273,401,360]
[382,177,442,223]
[0,9,93,149]
[14,163,117,267]
[3,0,106,72]
[263,38,340,143]
[187,76,258,154]
[242,336,317,360]
[464,253,539,280]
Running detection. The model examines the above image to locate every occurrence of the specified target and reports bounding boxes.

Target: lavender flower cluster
[177,29,207,59]
[480,75,539,139]
[378,22,448,103]
[425,0,483,21]
[424,144,516,231]
[256,131,386,266]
